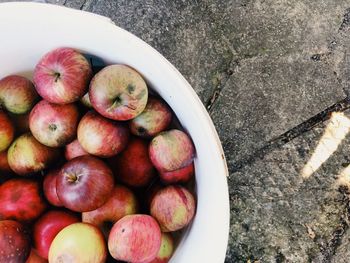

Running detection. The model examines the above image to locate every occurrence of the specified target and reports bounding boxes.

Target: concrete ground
[3,0,350,262]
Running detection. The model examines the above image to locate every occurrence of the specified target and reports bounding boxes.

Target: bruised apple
[89,64,148,121]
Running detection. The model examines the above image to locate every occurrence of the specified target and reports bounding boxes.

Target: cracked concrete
[2,0,350,262]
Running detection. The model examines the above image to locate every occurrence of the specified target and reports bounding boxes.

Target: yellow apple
[49,223,106,263]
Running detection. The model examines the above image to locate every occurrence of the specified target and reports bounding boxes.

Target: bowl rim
[0,2,230,262]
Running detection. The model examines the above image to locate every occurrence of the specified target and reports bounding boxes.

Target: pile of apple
[0,48,196,263]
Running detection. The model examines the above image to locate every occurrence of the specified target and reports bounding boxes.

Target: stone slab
[227,111,350,262]
[332,228,350,263]
[211,55,346,167]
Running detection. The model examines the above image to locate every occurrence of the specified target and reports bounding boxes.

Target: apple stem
[53,72,61,82]
[64,173,79,183]
[48,124,57,131]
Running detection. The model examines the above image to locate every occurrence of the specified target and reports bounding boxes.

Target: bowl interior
[0,3,230,262]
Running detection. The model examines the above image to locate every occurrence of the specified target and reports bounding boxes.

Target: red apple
[0,179,46,222]
[0,75,38,114]
[0,110,14,152]
[160,162,194,184]
[149,129,195,172]
[129,97,172,138]
[33,47,92,104]
[25,249,47,263]
[149,233,174,263]
[108,214,161,263]
[0,150,12,173]
[89,64,148,121]
[49,223,106,263]
[0,220,31,263]
[57,155,114,212]
[43,169,63,207]
[82,185,138,236]
[150,185,195,232]
[29,100,79,147]
[64,139,89,160]
[7,134,59,176]
[81,92,92,108]
[109,137,156,187]
[77,111,129,157]
[33,210,80,259]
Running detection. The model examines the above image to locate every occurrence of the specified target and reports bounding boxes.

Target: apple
[109,137,156,187]
[25,249,47,263]
[0,150,12,173]
[77,111,129,157]
[0,110,14,152]
[149,129,195,172]
[7,133,59,176]
[49,223,106,263]
[0,75,38,114]
[33,210,80,259]
[82,185,138,236]
[149,233,174,263]
[0,179,46,222]
[43,169,63,207]
[9,112,30,134]
[89,64,148,121]
[29,100,79,147]
[108,214,161,263]
[129,97,172,138]
[0,220,31,263]
[150,185,195,232]
[81,92,92,108]
[33,47,92,104]
[57,155,114,212]
[64,139,89,160]
[160,162,194,184]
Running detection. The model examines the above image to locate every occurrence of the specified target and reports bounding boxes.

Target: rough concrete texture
[2,0,350,262]
[332,227,350,263]
[227,111,350,262]
[208,0,350,165]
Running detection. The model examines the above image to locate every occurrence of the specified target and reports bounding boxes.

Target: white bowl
[0,2,230,262]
